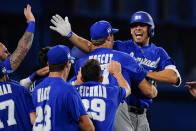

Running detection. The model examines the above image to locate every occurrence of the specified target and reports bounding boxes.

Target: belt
[128,106,147,115]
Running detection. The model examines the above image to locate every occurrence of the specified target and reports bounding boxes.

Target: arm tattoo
[10,32,34,71]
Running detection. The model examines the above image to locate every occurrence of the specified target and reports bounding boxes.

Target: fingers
[50,19,59,27]
[65,16,69,23]
[49,26,57,31]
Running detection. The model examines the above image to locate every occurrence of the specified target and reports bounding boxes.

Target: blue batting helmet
[130,11,155,37]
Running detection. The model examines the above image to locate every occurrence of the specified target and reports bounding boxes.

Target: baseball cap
[90,20,119,40]
[47,45,75,64]
[0,63,11,78]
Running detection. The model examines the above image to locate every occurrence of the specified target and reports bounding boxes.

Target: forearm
[10,22,34,71]
[146,69,178,84]
[69,33,91,53]
[114,73,131,97]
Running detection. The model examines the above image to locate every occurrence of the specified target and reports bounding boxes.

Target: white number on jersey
[33,105,51,131]
[100,64,109,84]
[0,99,17,128]
[82,98,106,121]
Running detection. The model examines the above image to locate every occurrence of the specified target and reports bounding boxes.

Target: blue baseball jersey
[74,48,147,88]
[29,75,48,93]
[1,57,12,73]
[75,81,126,131]
[0,81,35,131]
[32,77,87,131]
[114,40,175,108]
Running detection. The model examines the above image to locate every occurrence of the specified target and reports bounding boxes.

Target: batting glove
[50,14,72,38]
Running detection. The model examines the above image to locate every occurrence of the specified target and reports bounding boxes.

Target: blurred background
[0,0,196,131]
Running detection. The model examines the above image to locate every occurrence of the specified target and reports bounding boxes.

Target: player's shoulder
[1,81,28,93]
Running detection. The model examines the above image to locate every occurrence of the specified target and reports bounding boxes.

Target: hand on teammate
[36,66,49,76]
[185,81,196,97]
[74,68,83,85]
[50,14,72,37]
[108,60,122,78]
[24,4,35,23]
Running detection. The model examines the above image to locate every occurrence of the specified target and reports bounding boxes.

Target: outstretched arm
[50,15,91,52]
[10,4,35,71]
[146,66,181,87]
[108,60,131,97]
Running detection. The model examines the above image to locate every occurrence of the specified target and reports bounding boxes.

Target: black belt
[128,106,147,115]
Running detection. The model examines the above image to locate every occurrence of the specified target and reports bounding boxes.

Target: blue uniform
[0,81,35,131]
[74,48,147,87]
[32,77,87,131]
[75,81,126,131]
[114,40,175,108]
[1,58,12,73]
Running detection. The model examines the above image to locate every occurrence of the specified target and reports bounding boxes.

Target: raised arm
[10,4,35,71]
[50,15,91,52]
[108,60,131,97]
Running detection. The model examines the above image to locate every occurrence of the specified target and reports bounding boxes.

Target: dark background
[0,0,196,131]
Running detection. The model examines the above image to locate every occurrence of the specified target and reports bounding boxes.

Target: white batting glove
[50,14,72,38]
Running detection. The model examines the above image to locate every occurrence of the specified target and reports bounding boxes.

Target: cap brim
[111,28,119,34]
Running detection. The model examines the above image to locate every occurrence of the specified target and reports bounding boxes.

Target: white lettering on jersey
[130,52,160,68]
[89,54,113,64]
[0,84,12,96]
[78,85,107,98]
[37,86,51,103]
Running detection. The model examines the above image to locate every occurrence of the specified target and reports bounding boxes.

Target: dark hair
[49,63,66,72]
[38,46,51,68]
[91,37,107,46]
[81,59,101,82]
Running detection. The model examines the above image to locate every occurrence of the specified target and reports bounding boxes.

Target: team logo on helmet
[134,15,141,20]
[107,28,112,34]
[2,67,6,74]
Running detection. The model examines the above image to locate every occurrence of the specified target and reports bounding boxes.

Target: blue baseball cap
[90,20,119,40]
[0,63,11,78]
[47,45,75,64]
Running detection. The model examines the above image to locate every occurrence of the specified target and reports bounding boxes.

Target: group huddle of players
[0,4,185,131]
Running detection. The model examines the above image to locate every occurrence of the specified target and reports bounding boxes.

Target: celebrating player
[75,59,131,131]
[50,12,181,131]
[0,63,36,130]
[32,45,94,131]
[50,16,158,131]
[0,4,35,73]
[20,47,50,93]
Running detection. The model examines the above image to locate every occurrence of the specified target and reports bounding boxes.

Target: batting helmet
[130,11,155,37]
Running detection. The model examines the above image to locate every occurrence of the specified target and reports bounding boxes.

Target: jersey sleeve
[116,86,126,104]
[22,87,35,113]
[157,47,175,70]
[66,88,87,122]
[2,57,13,72]
[118,52,147,85]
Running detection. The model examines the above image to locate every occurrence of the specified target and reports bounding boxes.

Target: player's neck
[137,39,150,48]
[49,71,67,81]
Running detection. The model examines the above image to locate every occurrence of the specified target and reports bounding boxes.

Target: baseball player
[185,81,196,97]
[0,4,35,74]
[49,12,181,131]
[32,45,94,131]
[50,17,158,131]
[0,63,36,131]
[75,59,131,131]
[20,47,50,93]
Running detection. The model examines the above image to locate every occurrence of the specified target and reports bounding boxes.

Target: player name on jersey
[0,84,12,96]
[78,85,107,98]
[89,54,113,64]
[37,86,51,103]
[130,52,160,68]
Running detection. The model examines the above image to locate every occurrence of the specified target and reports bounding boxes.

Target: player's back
[32,77,85,131]
[75,48,147,86]
[75,81,126,131]
[0,81,34,131]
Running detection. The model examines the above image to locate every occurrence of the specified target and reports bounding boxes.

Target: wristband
[26,21,35,34]
[29,72,36,81]
[66,31,72,39]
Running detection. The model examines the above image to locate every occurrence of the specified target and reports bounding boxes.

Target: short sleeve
[2,57,12,72]
[66,90,87,122]
[157,47,175,70]
[23,87,35,113]
[117,86,126,104]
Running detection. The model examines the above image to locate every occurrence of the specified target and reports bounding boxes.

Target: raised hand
[24,4,35,23]
[50,14,72,38]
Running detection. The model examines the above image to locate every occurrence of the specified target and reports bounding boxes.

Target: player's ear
[100,76,103,82]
